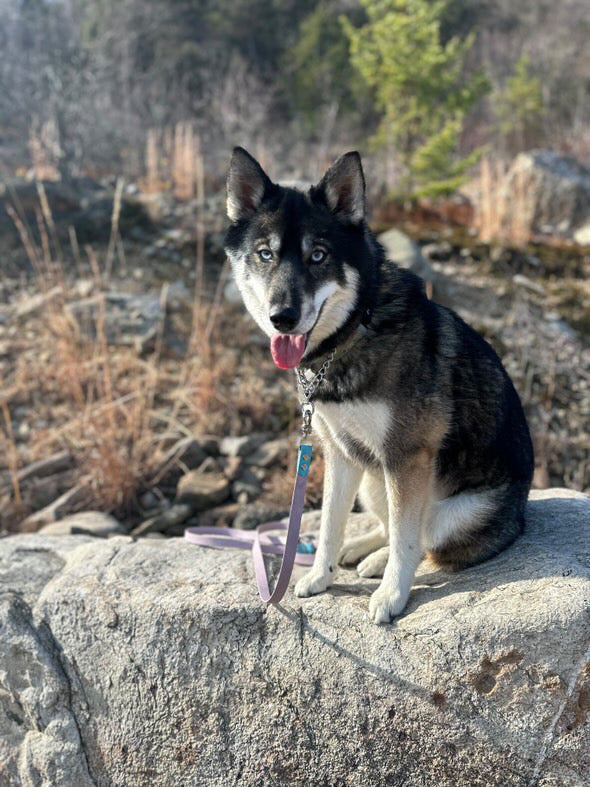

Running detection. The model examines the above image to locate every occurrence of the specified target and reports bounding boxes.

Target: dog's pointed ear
[312,152,365,224]
[226,147,274,222]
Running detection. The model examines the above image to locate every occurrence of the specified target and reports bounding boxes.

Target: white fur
[294,441,363,598]
[304,265,359,352]
[232,264,276,336]
[426,489,499,551]
[369,470,434,623]
[314,399,391,464]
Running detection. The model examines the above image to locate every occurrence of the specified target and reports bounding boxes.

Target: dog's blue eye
[258,248,273,261]
[310,249,326,264]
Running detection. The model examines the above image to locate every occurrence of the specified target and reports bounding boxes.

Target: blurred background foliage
[0,0,589,193]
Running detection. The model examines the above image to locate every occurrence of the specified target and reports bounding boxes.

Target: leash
[185,356,335,604]
[185,442,314,604]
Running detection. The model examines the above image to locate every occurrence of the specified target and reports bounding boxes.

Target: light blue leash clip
[297,444,313,477]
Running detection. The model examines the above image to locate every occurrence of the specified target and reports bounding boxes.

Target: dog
[224,147,534,624]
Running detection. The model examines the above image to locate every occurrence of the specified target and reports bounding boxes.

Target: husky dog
[224,147,534,624]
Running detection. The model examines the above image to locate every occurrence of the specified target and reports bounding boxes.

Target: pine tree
[342,0,488,197]
[496,55,545,153]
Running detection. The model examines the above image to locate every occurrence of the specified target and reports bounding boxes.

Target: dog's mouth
[269,298,331,370]
[270,334,308,370]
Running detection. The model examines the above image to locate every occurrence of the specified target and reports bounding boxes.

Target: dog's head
[224,147,379,369]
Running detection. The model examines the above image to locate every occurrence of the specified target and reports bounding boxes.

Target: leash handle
[185,444,314,604]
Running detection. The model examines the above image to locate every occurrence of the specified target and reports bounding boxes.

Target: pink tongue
[270,334,307,369]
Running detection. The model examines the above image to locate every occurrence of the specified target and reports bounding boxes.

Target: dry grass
[142,122,205,201]
[0,155,293,529]
[476,155,530,247]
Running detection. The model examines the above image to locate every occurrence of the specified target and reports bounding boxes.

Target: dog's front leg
[369,454,435,624]
[295,439,362,598]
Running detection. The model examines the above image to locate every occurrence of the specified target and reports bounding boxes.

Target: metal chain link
[296,350,335,402]
[295,350,335,438]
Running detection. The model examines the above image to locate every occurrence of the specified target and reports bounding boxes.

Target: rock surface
[377,227,435,285]
[0,489,589,787]
[502,150,590,238]
[38,511,125,537]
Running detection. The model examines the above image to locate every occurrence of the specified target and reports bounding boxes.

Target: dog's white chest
[314,399,390,462]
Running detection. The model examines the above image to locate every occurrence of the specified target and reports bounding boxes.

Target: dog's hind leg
[295,438,363,598]
[357,546,389,578]
[339,471,388,566]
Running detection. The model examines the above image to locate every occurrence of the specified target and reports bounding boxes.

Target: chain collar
[296,350,335,438]
[296,349,335,402]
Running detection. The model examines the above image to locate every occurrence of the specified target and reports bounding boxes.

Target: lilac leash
[185,443,314,604]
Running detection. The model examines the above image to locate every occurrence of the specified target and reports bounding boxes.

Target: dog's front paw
[294,569,330,598]
[369,583,409,624]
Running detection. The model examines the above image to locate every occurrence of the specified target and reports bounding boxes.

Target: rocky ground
[0,173,588,540]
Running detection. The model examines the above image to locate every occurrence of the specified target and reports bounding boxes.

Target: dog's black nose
[270,307,299,332]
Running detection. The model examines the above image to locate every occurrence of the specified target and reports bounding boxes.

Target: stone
[502,150,590,239]
[233,504,289,531]
[231,478,261,503]
[66,292,163,353]
[17,451,74,484]
[130,503,192,537]
[187,502,241,529]
[139,490,160,510]
[222,455,243,481]
[19,485,89,530]
[243,438,288,468]
[377,228,436,284]
[28,473,72,511]
[0,489,588,786]
[14,286,63,319]
[512,274,546,297]
[157,437,208,475]
[39,511,125,537]
[175,470,230,511]
[219,434,267,458]
[573,221,590,246]
[421,241,453,261]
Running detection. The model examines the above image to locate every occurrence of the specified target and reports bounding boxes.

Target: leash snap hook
[301,401,314,437]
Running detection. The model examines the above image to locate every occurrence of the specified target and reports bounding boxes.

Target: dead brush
[476,155,530,247]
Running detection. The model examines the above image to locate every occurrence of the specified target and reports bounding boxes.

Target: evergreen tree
[342,0,489,197]
[496,55,545,153]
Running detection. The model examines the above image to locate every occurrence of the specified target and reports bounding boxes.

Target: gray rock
[573,221,590,245]
[14,286,63,319]
[131,503,192,537]
[512,273,546,296]
[0,489,588,786]
[231,478,261,503]
[20,485,90,530]
[421,241,453,261]
[244,438,288,468]
[233,504,289,531]
[377,228,435,283]
[39,510,125,537]
[27,473,75,511]
[17,451,74,483]
[503,150,590,239]
[176,470,230,511]
[219,434,267,458]
[189,502,241,529]
[157,437,208,475]
[67,292,163,353]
